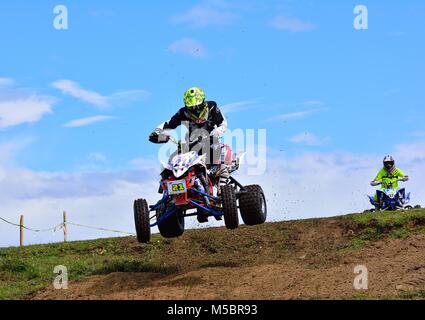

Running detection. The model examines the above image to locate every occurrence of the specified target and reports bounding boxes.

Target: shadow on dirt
[199,261,240,269]
[95,259,179,276]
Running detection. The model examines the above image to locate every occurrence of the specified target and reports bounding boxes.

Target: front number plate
[167,180,187,195]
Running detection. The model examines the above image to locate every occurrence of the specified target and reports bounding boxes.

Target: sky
[0,0,425,247]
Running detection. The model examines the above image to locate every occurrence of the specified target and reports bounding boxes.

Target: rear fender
[231,152,247,172]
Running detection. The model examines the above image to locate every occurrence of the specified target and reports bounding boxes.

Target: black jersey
[163,101,226,135]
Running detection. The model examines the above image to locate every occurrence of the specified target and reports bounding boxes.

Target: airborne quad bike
[365,179,421,212]
[134,135,267,243]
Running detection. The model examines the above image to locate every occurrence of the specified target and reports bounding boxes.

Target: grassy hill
[1,209,425,300]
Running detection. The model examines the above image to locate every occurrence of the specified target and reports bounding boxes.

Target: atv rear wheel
[157,205,185,238]
[134,199,151,243]
[239,185,267,226]
[221,185,239,230]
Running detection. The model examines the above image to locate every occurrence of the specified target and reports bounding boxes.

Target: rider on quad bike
[370,155,409,209]
[149,87,230,223]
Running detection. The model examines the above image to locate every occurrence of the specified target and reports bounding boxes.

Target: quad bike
[365,179,421,212]
[134,135,267,243]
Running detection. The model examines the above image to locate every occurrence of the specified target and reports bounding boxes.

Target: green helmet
[184,87,206,107]
[183,87,208,124]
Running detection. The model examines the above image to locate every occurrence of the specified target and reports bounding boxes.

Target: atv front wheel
[134,199,151,243]
[157,205,185,238]
[239,185,267,226]
[221,185,239,230]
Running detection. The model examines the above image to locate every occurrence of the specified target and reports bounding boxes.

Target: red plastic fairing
[162,168,198,206]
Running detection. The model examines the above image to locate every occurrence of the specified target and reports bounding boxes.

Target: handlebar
[166,134,209,146]
[371,177,409,187]
[167,135,179,146]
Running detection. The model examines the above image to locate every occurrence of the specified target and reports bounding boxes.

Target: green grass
[345,209,425,229]
[351,292,370,300]
[342,209,425,249]
[397,290,425,300]
[0,235,174,300]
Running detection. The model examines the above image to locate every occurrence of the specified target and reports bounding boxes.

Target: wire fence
[66,222,136,236]
[0,213,136,247]
[0,216,64,233]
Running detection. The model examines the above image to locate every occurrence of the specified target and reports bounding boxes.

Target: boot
[197,210,209,223]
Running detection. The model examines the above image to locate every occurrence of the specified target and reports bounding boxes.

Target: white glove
[210,119,228,138]
[370,180,381,187]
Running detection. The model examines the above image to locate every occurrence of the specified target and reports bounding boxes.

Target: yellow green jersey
[374,167,407,189]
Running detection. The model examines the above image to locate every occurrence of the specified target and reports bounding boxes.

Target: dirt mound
[32,214,425,300]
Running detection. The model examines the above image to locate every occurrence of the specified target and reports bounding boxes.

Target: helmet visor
[187,103,206,117]
[384,161,395,170]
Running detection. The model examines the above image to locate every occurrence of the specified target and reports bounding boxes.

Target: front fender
[368,195,375,206]
[406,192,411,204]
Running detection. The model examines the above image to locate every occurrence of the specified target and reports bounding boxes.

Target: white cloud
[409,131,425,138]
[267,110,313,122]
[0,80,56,129]
[51,80,149,108]
[88,152,107,163]
[172,1,239,28]
[0,137,33,166]
[389,31,406,37]
[289,132,330,146]
[110,89,150,103]
[221,101,256,113]
[0,78,15,87]
[129,157,159,171]
[267,106,328,122]
[64,115,116,128]
[51,80,108,107]
[303,100,324,106]
[270,16,316,32]
[168,38,207,58]
[394,141,425,164]
[0,95,56,129]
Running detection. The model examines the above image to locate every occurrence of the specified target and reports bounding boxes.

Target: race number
[167,180,187,195]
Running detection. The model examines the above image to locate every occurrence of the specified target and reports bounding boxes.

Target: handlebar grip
[371,181,381,187]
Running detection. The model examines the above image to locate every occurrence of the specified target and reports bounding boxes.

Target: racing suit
[372,167,409,202]
[149,101,229,186]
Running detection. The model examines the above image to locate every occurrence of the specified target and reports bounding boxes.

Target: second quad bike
[365,179,421,212]
[134,135,267,243]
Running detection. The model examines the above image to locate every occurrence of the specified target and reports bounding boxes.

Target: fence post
[63,211,68,242]
[20,215,24,247]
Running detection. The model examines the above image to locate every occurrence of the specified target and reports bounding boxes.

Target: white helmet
[383,155,395,173]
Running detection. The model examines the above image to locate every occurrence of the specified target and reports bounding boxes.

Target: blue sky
[1,0,425,246]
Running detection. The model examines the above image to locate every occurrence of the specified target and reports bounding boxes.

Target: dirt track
[33,218,425,300]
